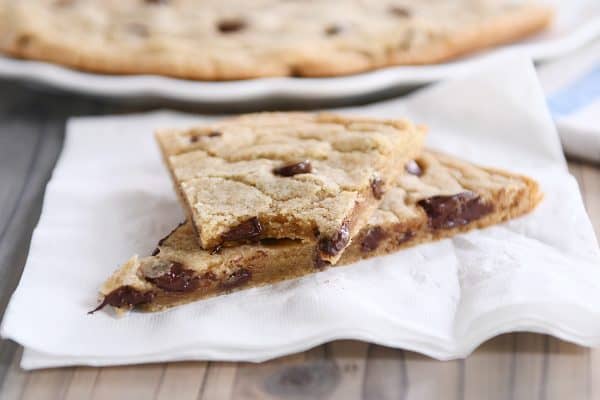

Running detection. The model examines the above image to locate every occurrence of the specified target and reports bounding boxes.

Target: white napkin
[2,56,599,370]
[538,40,600,163]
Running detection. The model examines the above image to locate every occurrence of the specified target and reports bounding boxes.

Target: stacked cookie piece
[92,113,541,314]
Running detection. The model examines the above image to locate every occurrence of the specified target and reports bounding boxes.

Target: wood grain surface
[0,80,598,400]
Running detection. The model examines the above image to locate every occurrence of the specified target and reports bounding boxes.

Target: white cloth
[538,40,600,163]
[2,55,599,370]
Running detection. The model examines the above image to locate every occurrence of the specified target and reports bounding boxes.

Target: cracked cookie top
[155,112,425,262]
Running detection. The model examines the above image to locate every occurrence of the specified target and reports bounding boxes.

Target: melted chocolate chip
[222,217,263,242]
[389,6,411,17]
[273,161,312,177]
[220,268,252,290]
[189,134,199,143]
[146,262,200,292]
[418,192,493,230]
[88,286,154,314]
[217,19,246,33]
[151,248,160,256]
[361,227,387,253]
[209,131,222,137]
[319,221,350,256]
[405,160,422,176]
[325,24,345,36]
[370,177,385,199]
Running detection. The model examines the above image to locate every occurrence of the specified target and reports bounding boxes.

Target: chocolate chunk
[389,6,411,17]
[217,19,246,33]
[88,286,154,314]
[273,160,312,177]
[220,268,252,290]
[325,24,346,36]
[189,134,199,143]
[361,227,387,253]
[208,131,222,137]
[319,221,350,256]
[259,238,285,246]
[222,217,263,242]
[418,192,493,230]
[370,176,385,199]
[405,160,422,176]
[151,248,160,256]
[145,262,200,292]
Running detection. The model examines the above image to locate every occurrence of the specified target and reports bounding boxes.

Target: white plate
[0,0,599,104]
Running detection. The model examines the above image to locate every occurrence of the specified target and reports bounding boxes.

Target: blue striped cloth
[547,65,600,117]
[539,41,600,163]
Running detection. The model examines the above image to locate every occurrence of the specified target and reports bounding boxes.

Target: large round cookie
[0,0,552,80]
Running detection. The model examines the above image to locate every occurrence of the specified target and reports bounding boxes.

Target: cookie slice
[0,1,551,80]
[91,151,542,314]
[155,112,425,264]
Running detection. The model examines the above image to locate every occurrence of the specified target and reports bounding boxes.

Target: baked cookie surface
[0,0,552,80]
[156,112,425,264]
[92,151,542,314]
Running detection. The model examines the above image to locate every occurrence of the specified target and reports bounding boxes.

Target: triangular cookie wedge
[155,112,425,264]
[92,151,541,314]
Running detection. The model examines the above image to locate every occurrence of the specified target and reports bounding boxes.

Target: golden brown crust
[0,2,552,80]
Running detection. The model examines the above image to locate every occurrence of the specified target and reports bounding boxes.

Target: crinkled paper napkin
[2,56,599,369]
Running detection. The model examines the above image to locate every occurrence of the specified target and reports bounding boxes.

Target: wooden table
[0,80,598,400]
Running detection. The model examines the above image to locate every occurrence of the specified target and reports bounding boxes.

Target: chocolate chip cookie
[155,112,425,264]
[92,151,542,314]
[0,0,552,80]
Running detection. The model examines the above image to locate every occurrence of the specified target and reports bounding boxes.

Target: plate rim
[0,15,598,103]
